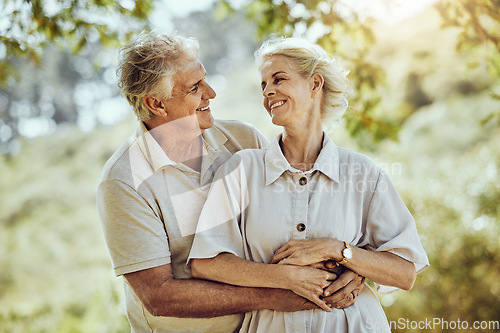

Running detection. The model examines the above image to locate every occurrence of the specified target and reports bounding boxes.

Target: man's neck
[145,115,205,172]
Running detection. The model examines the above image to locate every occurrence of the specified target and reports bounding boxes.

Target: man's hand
[322,265,365,309]
[271,267,365,311]
[268,289,318,312]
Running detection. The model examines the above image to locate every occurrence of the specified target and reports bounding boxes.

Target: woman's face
[260,55,317,127]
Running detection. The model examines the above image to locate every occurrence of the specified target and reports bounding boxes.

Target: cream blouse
[189,133,429,333]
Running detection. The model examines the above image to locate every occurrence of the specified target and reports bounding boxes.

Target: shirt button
[296,223,306,232]
[299,177,307,186]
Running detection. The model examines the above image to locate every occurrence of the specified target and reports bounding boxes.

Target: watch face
[343,248,353,259]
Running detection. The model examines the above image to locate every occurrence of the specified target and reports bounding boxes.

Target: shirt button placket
[294,174,309,239]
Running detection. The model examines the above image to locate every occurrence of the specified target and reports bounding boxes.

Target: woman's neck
[281,123,324,172]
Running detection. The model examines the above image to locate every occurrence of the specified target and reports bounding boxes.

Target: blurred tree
[215,0,500,141]
[0,0,152,154]
[234,0,395,142]
[0,0,153,87]
[1,0,499,154]
[436,0,500,127]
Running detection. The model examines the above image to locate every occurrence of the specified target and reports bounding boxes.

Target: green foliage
[0,0,153,87]
[236,0,394,142]
[0,117,137,332]
[435,0,500,127]
[436,0,500,53]
[368,90,500,331]
[214,0,237,21]
[218,0,500,141]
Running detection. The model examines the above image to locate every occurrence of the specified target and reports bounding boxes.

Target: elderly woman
[189,37,429,332]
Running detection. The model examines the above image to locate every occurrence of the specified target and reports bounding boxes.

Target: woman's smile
[270,100,286,111]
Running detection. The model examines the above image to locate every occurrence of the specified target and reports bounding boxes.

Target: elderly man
[97,31,363,332]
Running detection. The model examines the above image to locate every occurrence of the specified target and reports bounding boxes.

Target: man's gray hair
[117,31,200,121]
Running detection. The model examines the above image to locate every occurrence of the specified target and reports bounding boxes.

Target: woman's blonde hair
[255,37,348,132]
[117,31,199,121]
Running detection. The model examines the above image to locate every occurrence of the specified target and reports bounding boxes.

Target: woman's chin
[270,114,287,126]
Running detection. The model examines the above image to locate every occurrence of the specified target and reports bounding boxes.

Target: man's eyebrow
[190,79,202,89]
[184,75,206,92]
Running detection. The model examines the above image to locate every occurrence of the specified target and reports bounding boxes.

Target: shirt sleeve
[97,179,171,276]
[188,154,248,261]
[362,170,429,294]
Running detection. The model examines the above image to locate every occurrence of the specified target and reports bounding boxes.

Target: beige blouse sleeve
[361,170,430,293]
[188,154,249,262]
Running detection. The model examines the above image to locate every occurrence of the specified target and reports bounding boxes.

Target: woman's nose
[262,85,275,97]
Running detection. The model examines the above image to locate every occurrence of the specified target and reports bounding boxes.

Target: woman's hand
[279,264,337,312]
[271,238,342,266]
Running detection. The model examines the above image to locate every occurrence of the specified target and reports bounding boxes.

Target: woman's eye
[275,78,284,84]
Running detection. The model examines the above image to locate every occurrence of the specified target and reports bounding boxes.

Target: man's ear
[310,73,324,97]
[143,95,167,117]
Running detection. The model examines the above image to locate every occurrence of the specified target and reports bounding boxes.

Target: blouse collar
[264,132,340,185]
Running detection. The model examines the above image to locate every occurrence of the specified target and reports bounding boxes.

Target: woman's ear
[310,73,324,97]
[143,95,167,117]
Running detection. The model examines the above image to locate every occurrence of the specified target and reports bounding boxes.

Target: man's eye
[275,78,284,84]
[190,86,199,93]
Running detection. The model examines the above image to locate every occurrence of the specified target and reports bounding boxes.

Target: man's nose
[202,80,216,99]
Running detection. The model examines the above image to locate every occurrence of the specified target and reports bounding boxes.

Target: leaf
[214,0,236,21]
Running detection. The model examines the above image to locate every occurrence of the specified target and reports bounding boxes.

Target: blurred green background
[1,0,499,332]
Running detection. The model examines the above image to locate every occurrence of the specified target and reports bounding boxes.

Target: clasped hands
[270,238,365,312]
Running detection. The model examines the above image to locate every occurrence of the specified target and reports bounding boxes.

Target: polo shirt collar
[136,122,175,172]
[264,132,340,185]
[136,122,229,173]
[202,123,228,151]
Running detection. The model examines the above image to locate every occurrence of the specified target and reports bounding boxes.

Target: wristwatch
[335,241,352,266]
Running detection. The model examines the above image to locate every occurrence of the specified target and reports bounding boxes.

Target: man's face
[162,59,216,131]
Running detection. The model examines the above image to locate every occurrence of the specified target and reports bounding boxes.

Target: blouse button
[299,177,307,186]
[296,223,306,232]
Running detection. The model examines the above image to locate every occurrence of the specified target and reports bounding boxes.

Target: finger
[339,286,363,309]
[323,281,360,309]
[310,262,327,270]
[323,270,354,296]
[313,263,339,279]
[309,295,332,312]
[270,247,294,264]
[270,252,288,264]
[331,289,357,309]
[324,260,337,269]
[297,300,319,311]
[324,292,354,310]
[325,272,337,282]
[273,241,295,257]
[276,257,296,265]
[279,256,317,266]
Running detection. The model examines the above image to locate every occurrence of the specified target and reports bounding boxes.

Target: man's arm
[124,263,317,318]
